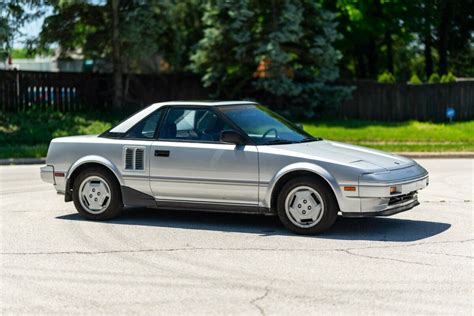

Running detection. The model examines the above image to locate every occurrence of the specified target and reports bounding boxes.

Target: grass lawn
[0,110,473,158]
[0,110,116,159]
[303,120,474,152]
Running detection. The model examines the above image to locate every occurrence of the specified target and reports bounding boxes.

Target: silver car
[40,101,429,234]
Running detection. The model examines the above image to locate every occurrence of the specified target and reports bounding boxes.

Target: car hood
[267,140,414,171]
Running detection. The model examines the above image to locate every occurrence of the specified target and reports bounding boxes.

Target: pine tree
[191,0,351,118]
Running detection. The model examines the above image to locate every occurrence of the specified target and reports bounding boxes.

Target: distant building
[0,47,103,73]
[1,48,164,74]
[0,55,89,72]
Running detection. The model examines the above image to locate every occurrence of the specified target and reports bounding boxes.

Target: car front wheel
[72,168,123,220]
[277,176,338,234]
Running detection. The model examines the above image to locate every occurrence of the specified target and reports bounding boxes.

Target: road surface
[1,159,472,314]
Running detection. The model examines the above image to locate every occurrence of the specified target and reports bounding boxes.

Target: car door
[149,106,259,208]
[118,108,165,197]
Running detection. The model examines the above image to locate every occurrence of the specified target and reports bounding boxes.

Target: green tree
[428,73,440,83]
[444,0,474,76]
[440,72,456,83]
[40,0,203,71]
[408,73,422,84]
[39,0,203,107]
[377,71,396,83]
[323,0,417,79]
[191,0,351,118]
[415,0,473,77]
[0,1,45,60]
[322,0,473,79]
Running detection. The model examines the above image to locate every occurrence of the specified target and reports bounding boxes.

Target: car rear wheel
[277,176,338,234]
[72,168,123,220]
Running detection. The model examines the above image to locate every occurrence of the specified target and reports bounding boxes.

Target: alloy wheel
[284,186,325,228]
[78,176,112,214]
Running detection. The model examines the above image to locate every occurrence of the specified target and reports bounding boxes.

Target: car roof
[152,100,257,107]
[109,100,257,133]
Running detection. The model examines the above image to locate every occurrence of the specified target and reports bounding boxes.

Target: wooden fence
[1,70,473,121]
[0,70,208,112]
[339,80,474,121]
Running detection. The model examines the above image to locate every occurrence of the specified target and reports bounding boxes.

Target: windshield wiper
[299,137,323,143]
[263,139,295,145]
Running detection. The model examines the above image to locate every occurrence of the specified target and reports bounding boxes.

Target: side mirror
[220,130,246,145]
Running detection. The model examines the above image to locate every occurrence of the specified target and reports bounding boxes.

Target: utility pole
[111,0,123,109]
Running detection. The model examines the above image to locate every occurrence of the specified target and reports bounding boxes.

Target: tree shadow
[56,207,451,242]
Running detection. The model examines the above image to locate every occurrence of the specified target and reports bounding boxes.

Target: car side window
[159,108,231,142]
[124,109,163,139]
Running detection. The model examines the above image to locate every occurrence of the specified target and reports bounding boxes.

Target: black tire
[276,176,338,235]
[72,167,123,220]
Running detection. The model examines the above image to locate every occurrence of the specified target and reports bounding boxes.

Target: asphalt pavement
[0,159,472,314]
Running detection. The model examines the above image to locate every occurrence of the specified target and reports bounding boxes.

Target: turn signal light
[390,186,398,194]
[54,172,65,177]
[344,186,356,192]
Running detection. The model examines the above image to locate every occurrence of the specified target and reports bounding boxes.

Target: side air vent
[124,147,145,171]
[135,148,144,170]
[125,148,134,170]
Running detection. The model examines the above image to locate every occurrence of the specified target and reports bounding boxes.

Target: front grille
[389,191,417,206]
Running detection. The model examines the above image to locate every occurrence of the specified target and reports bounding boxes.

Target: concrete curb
[395,152,474,159]
[1,152,473,166]
[0,158,46,165]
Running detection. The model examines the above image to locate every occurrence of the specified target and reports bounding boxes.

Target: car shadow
[56,208,451,242]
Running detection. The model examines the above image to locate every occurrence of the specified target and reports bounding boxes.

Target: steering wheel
[261,128,278,140]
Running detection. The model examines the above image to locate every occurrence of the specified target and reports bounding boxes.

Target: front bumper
[342,193,420,217]
[40,165,55,184]
[340,166,428,216]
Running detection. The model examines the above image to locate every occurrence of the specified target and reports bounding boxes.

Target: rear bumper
[40,165,55,184]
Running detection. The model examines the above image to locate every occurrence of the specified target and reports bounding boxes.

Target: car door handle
[155,150,170,157]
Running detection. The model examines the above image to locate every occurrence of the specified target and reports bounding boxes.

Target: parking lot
[0,159,472,314]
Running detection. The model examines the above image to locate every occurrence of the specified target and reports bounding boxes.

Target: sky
[13,0,109,48]
[14,19,43,47]
[13,8,51,48]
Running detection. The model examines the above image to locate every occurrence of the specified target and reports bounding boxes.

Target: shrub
[440,72,456,83]
[428,73,440,83]
[408,73,422,85]
[0,109,114,146]
[377,71,396,84]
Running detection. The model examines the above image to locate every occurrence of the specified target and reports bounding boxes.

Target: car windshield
[219,104,321,145]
